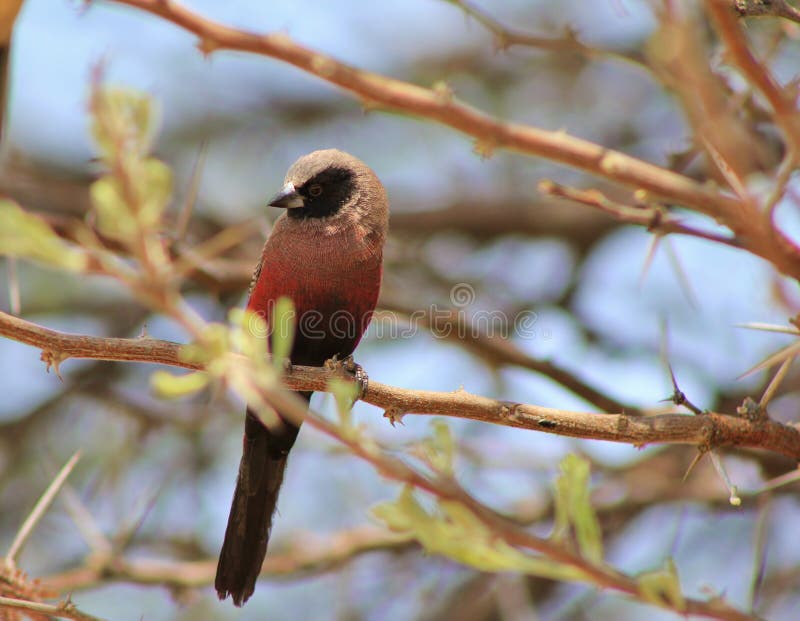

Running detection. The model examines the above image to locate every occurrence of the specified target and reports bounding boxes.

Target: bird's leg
[325,354,369,400]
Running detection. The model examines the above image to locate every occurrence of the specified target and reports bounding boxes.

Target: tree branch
[43,527,414,593]
[539,180,741,248]
[707,0,800,154]
[2,309,799,459]
[733,0,800,24]
[101,0,800,281]
[0,595,103,621]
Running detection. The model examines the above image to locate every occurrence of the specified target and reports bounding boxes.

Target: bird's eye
[308,183,323,197]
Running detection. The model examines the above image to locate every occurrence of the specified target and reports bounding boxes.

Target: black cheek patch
[288,167,356,220]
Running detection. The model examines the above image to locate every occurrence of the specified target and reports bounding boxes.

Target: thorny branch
[1,309,799,460]
[0,596,103,621]
[254,372,766,621]
[102,0,800,280]
[733,0,800,23]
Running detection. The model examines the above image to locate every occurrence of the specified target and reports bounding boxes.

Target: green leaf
[90,176,137,242]
[229,308,268,366]
[270,296,296,372]
[637,558,685,611]
[552,454,603,563]
[91,87,158,162]
[150,369,209,399]
[180,323,230,368]
[371,488,587,582]
[328,378,359,430]
[0,200,88,272]
[137,158,172,229]
[422,419,454,475]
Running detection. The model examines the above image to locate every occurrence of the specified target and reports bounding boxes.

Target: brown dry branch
[103,0,800,281]
[733,0,800,23]
[260,379,764,621]
[538,180,741,248]
[1,309,799,459]
[707,0,800,157]
[378,299,637,415]
[43,527,414,593]
[0,596,103,621]
[4,452,81,566]
[443,0,648,68]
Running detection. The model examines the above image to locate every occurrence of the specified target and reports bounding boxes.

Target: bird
[214,149,389,606]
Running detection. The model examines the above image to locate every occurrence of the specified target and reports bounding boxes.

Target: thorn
[683,451,705,482]
[196,37,221,57]
[7,257,20,315]
[384,407,406,427]
[432,80,454,104]
[323,353,341,371]
[472,138,497,160]
[709,451,742,507]
[40,350,66,381]
[662,354,704,415]
[638,234,660,287]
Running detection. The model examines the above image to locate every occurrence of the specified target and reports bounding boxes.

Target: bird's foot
[325,354,369,400]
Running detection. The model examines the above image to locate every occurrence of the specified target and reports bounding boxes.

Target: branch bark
[2,310,799,459]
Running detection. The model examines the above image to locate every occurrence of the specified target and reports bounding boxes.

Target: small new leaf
[0,201,88,272]
[329,378,359,431]
[637,558,685,611]
[229,308,269,370]
[137,158,173,230]
[150,370,209,399]
[422,419,455,476]
[91,87,158,162]
[371,488,587,582]
[552,454,603,563]
[270,297,296,372]
[90,176,137,242]
[180,323,230,369]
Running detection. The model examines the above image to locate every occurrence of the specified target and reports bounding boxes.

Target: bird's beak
[268,183,304,209]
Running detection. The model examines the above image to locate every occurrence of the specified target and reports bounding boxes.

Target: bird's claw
[326,354,369,400]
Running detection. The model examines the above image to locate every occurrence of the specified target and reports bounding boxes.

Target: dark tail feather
[215,395,308,606]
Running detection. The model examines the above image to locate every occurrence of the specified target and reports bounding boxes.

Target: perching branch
[2,309,799,459]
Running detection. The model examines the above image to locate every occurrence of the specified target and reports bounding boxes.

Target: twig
[259,383,764,621]
[0,595,104,621]
[443,0,647,69]
[6,256,19,314]
[379,299,637,415]
[707,1,800,155]
[44,527,414,592]
[175,138,208,242]
[538,180,741,248]
[1,310,799,459]
[733,0,800,26]
[5,451,81,565]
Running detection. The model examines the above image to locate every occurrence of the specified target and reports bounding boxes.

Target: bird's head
[268,149,388,242]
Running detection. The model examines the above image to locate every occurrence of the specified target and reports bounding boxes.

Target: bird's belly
[247,260,381,367]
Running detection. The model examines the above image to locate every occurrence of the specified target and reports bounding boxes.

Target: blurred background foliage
[1,1,800,620]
